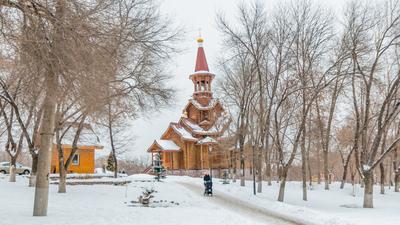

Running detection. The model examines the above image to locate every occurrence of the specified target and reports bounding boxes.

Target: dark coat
[203,174,212,182]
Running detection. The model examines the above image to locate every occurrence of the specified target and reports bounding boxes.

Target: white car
[0,162,31,175]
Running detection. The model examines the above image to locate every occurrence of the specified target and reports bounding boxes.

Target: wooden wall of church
[202,147,210,169]
[188,105,199,122]
[172,152,180,169]
[188,142,197,169]
[162,152,171,169]
[163,144,232,170]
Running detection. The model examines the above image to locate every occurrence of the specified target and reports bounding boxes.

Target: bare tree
[219,51,257,186]
[342,0,400,208]
[217,2,269,189]
[0,0,179,216]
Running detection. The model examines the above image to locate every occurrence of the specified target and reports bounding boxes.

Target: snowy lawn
[0,174,276,225]
[174,176,400,225]
[2,174,397,225]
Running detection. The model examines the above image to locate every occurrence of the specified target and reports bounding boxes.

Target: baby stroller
[204,180,213,196]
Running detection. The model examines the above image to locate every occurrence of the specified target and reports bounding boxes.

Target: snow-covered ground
[177,177,400,225]
[1,174,399,225]
[0,174,285,225]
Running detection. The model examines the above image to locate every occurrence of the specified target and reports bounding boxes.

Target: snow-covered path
[177,181,297,225]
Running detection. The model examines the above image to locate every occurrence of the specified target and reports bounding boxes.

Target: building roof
[180,111,231,136]
[54,127,103,150]
[195,38,209,72]
[148,139,181,152]
[186,98,220,111]
[170,123,198,141]
[160,122,198,142]
[197,136,217,145]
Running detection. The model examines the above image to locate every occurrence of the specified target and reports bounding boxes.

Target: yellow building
[50,128,103,174]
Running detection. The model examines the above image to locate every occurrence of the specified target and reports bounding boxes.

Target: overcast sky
[118,0,350,160]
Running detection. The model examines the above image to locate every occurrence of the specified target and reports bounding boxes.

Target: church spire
[194,37,209,72]
[189,37,215,105]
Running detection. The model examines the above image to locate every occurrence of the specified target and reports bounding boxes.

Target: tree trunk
[257,147,262,193]
[233,154,237,183]
[323,149,329,190]
[58,159,66,193]
[107,103,118,179]
[33,72,57,216]
[56,134,66,193]
[9,165,16,182]
[363,171,374,208]
[307,150,312,186]
[301,139,307,200]
[394,148,399,192]
[266,162,272,186]
[380,162,385,194]
[113,153,118,178]
[340,165,348,189]
[29,153,38,187]
[58,169,67,193]
[33,0,64,216]
[394,171,400,192]
[389,160,393,188]
[9,158,17,182]
[240,157,245,186]
[317,147,321,184]
[351,172,356,196]
[306,110,312,187]
[278,170,287,202]
[340,147,355,189]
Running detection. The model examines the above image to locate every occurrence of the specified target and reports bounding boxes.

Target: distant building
[51,127,103,174]
[147,37,231,172]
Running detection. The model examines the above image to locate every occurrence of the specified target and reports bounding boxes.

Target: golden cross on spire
[197,28,204,43]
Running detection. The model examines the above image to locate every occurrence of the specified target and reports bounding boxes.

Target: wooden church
[147,37,231,172]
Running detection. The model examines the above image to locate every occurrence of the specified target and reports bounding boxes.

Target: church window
[200,111,208,121]
[201,80,206,91]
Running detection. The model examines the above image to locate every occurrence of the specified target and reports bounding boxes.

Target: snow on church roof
[171,123,198,141]
[181,111,231,136]
[197,136,217,145]
[189,98,219,110]
[153,140,181,151]
[181,118,216,135]
[147,139,182,152]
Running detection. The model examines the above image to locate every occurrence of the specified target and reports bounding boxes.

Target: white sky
[122,0,349,160]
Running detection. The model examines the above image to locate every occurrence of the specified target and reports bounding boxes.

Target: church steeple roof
[194,37,209,72]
